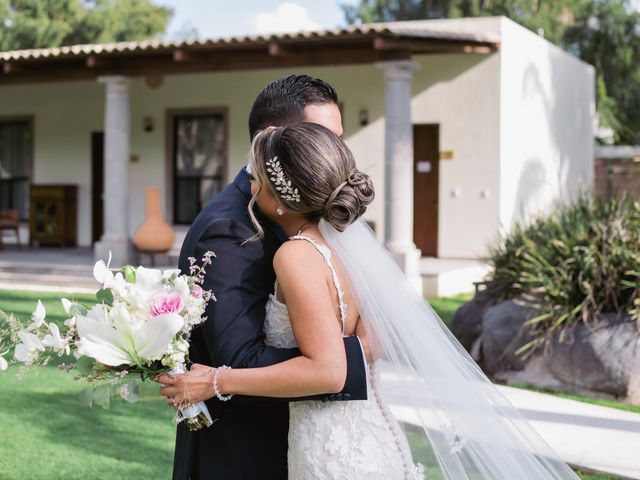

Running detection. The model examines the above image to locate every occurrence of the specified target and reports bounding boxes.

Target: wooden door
[413,124,439,257]
[91,132,104,244]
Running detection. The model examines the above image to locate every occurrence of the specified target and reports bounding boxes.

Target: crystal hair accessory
[265,156,301,203]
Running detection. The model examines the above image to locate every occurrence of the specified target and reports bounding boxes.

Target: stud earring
[276,207,284,216]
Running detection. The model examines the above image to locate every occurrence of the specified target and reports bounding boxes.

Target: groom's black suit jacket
[173,169,368,480]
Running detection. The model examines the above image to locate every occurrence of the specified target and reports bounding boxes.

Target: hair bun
[323,169,375,232]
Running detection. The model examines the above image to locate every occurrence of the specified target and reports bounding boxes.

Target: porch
[0,21,500,289]
[0,240,486,297]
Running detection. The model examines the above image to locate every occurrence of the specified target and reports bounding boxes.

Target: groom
[166,75,368,479]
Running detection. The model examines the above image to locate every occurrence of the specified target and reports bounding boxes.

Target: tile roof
[0,21,500,62]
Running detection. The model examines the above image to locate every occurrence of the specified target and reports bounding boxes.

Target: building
[0,16,595,289]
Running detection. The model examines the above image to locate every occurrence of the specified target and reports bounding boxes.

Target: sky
[154,1,360,39]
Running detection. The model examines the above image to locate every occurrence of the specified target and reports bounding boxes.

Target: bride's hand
[156,364,215,409]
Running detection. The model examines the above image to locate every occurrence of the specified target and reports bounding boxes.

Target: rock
[480,298,539,375]
[494,355,565,390]
[451,290,495,351]
[547,313,640,397]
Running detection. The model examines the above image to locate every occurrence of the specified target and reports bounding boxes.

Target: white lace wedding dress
[264,235,424,480]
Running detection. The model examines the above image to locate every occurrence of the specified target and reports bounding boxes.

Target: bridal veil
[319,219,579,480]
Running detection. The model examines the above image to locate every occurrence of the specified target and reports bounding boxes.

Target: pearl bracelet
[213,365,233,401]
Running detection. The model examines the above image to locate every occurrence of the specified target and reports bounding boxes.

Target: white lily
[14,331,45,364]
[0,355,8,371]
[27,300,46,331]
[42,323,68,354]
[75,305,184,367]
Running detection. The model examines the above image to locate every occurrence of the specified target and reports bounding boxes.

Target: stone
[480,298,539,375]
[547,313,640,397]
[451,290,494,351]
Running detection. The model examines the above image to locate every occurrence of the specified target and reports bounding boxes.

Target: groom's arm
[190,218,367,403]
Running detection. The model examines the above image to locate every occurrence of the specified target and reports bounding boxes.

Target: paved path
[389,384,640,479]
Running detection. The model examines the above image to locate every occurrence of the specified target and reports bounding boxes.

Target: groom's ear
[303,103,343,137]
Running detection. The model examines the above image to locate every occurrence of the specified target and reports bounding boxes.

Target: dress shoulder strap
[289,234,348,334]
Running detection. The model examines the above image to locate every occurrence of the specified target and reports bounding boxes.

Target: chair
[0,210,21,249]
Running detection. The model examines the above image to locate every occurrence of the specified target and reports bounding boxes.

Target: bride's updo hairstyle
[248,123,374,237]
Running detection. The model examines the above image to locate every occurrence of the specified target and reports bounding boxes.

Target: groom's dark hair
[248,74,339,140]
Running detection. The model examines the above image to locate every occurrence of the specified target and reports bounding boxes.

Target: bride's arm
[218,241,348,397]
[158,241,351,403]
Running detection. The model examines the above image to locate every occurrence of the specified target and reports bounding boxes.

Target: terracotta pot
[133,187,175,252]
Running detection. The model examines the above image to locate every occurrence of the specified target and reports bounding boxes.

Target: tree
[0,0,172,51]
[342,0,640,144]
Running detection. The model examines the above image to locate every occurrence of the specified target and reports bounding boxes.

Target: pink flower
[150,293,185,317]
[191,284,203,299]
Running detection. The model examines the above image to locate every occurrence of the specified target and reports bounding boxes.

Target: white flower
[162,269,181,280]
[14,331,45,364]
[27,300,46,331]
[61,298,72,314]
[0,355,8,371]
[93,259,113,285]
[42,323,68,354]
[171,276,190,300]
[106,272,128,298]
[176,340,189,353]
[75,306,184,367]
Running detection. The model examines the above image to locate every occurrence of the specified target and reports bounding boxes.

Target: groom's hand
[155,364,215,409]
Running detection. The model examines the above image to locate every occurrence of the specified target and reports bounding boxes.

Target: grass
[0,289,629,479]
[0,289,175,479]
[510,383,640,415]
[428,292,473,327]
[0,289,96,324]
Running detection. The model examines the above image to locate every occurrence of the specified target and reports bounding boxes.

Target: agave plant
[485,193,640,356]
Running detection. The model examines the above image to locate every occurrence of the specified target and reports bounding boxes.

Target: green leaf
[123,265,137,284]
[76,356,95,376]
[120,379,140,403]
[93,385,111,409]
[78,387,94,408]
[96,288,113,306]
[69,303,88,317]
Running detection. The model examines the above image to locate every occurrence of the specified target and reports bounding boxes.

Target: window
[0,119,32,221]
[170,111,226,225]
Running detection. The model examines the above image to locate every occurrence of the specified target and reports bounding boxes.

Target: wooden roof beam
[173,49,199,62]
[373,36,497,54]
[2,62,23,74]
[268,41,292,56]
[86,55,109,68]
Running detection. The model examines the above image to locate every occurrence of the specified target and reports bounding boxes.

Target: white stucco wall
[0,16,595,259]
[0,65,389,246]
[498,17,595,230]
[411,52,501,258]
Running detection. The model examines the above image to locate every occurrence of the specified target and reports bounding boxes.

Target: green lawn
[510,383,640,415]
[0,289,627,479]
[428,292,473,327]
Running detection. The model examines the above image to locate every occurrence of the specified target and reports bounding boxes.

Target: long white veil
[319,219,579,480]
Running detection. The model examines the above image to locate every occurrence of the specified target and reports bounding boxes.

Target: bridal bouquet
[0,252,216,431]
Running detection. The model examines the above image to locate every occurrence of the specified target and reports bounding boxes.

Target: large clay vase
[133,187,175,252]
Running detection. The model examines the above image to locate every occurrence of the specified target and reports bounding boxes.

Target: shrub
[485,193,640,355]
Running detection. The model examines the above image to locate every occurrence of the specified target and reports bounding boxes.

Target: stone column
[376,60,422,292]
[94,76,132,267]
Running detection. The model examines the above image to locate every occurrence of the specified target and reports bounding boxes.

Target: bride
[162,123,580,479]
